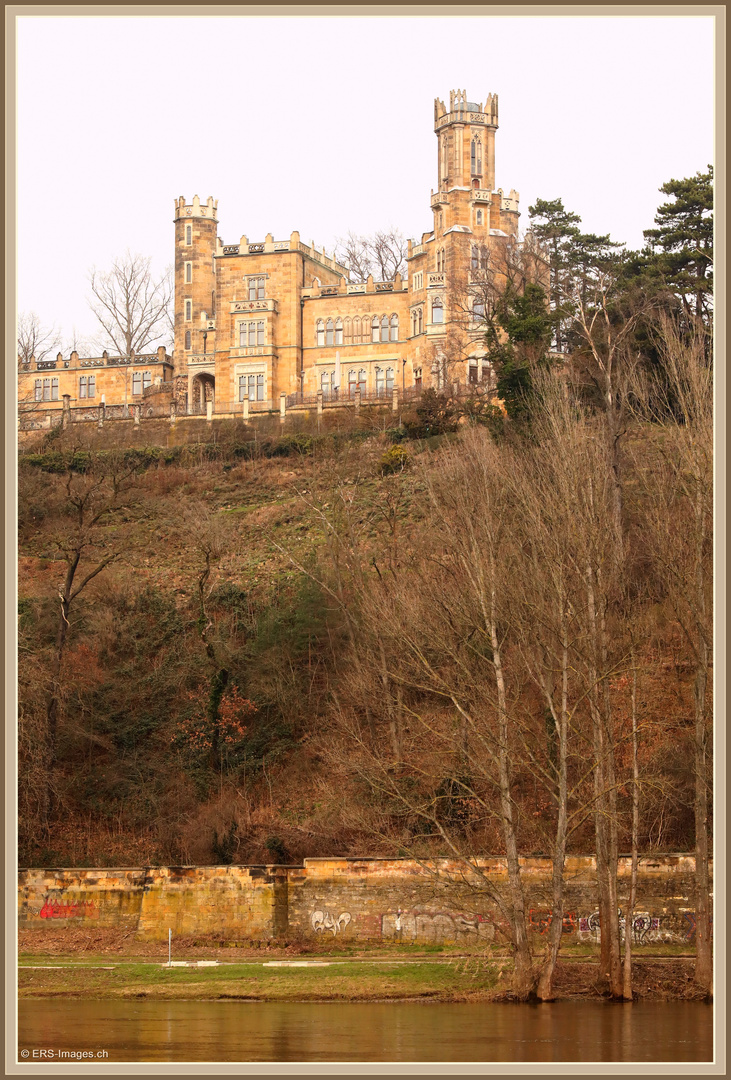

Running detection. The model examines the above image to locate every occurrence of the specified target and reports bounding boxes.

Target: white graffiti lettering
[310,909,351,935]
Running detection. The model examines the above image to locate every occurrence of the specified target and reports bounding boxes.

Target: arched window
[381,315,389,341]
[185,300,192,321]
[432,297,443,324]
[353,316,361,343]
[344,318,352,344]
[316,319,325,346]
[185,330,192,350]
[412,311,418,336]
[372,316,380,343]
[390,314,398,342]
[335,318,343,345]
[326,319,334,346]
[476,209,483,225]
[186,225,192,245]
[185,262,192,283]
[471,137,482,175]
[418,308,423,335]
[143,371,152,390]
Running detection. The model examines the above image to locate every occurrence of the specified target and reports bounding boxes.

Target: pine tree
[643,167,713,321]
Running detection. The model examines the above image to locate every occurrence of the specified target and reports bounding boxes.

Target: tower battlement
[434,90,498,129]
[174,195,218,223]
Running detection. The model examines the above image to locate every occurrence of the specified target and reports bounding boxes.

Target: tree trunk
[623,662,639,1001]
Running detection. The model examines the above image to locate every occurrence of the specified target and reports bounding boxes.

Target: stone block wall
[18,855,709,947]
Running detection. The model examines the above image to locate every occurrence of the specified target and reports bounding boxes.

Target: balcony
[427,272,446,287]
[430,191,449,208]
[230,298,278,314]
[472,188,492,203]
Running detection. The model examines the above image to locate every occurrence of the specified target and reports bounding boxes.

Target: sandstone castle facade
[20,90,537,424]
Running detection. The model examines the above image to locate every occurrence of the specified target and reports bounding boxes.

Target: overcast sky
[16,14,715,351]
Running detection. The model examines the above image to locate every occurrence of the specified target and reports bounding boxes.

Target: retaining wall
[18,855,708,946]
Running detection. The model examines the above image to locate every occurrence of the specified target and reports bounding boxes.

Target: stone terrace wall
[19,855,708,946]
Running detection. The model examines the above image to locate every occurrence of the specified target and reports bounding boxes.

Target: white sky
[16,14,715,350]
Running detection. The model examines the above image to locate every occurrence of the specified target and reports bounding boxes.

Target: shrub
[380,444,409,475]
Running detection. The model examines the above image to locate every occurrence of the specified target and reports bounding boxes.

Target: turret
[173,196,219,369]
[433,90,498,194]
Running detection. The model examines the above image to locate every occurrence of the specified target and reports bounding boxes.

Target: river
[18,999,712,1063]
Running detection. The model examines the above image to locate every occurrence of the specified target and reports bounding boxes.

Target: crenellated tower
[173,195,218,372]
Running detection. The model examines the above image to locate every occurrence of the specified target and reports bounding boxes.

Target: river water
[18,999,712,1063]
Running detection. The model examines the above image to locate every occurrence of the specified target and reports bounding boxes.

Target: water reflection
[18,1000,712,1063]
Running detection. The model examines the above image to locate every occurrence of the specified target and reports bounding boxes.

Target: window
[248,277,265,301]
[476,209,483,225]
[132,372,142,394]
[321,371,331,398]
[185,262,192,283]
[88,375,96,397]
[239,324,246,347]
[51,377,58,400]
[471,137,482,175]
[385,367,394,393]
[34,379,42,401]
[413,271,423,290]
[248,323,256,347]
[375,368,385,395]
[418,308,423,334]
[469,362,478,385]
[348,370,357,396]
[432,297,443,324]
[42,378,51,401]
[143,371,152,391]
[186,225,192,245]
[412,311,418,336]
[185,331,191,350]
[357,369,367,392]
[353,316,361,343]
[473,298,485,322]
[239,374,265,401]
[316,319,325,346]
[471,245,479,270]
[211,290,215,316]
[344,318,352,344]
[372,316,379,343]
[186,300,192,321]
[257,321,265,346]
[326,318,334,346]
[381,315,389,342]
[436,249,445,272]
[79,376,87,398]
[335,318,343,345]
[414,367,422,388]
[390,314,398,341]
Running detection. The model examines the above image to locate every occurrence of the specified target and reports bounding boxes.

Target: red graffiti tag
[528,909,576,935]
[39,898,98,919]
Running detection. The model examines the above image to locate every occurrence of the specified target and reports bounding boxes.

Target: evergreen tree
[486,282,553,422]
[527,198,581,352]
[643,166,713,322]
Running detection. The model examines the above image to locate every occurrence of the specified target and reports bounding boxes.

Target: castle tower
[173,195,218,371]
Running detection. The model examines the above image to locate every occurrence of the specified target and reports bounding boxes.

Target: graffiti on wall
[311,910,351,935]
[27,896,99,920]
[528,910,576,936]
[381,909,495,945]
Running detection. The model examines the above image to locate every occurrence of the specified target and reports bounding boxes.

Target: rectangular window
[132,373,142,395]
[372,320,379,344]
[51,378,59,400]
[248,323,256,347]
[43,378,51,401]
[79,376,87,398]
[248,277,265,301]
[256,373,264,401]
[143,371,152,391]
[348,370,357,396]
[238,375,247,401]
[257,321,265,346]
[469,364,478,385]
[34,379,42,401]
[88,375,96,397]
[239,324,246,348]
[185,262,192,283]
[376,369,385,395]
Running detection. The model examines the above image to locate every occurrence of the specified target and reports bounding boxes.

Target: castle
[20,90,538,425]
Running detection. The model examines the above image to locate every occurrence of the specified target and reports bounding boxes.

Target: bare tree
[88,251,173,356]
[17,311,60,365]
[334,229,408,283]
[628,314,713,996]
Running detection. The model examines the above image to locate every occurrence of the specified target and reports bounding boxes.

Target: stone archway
[191,373,215,414]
